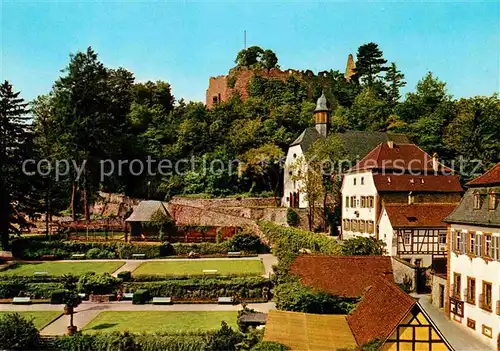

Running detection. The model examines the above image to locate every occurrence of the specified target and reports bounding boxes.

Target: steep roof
[125,200,169,222]
[290,129,410,158]
[264,310,357,350]
[347,277,417,346]
[290,256,394,298]
[444,187,500,227]
[373,173,463,192]
[384,203,457,228]
[352,142,450,173]
[466,163,500,187]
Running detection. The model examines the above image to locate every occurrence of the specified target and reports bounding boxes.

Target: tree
[341,236,386,256]
[444,95,500,178]
[235,46,279,69]
[262,49,279,69]
[354,42,388,87]
[347,88,391,131]
[63,292,82,335]
[0,313,39,350]
[384,62,406,106]
[0,81,34,249]
[205,321,243,351]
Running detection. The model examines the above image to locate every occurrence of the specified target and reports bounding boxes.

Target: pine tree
[0,81,34,249]
[354,42,388,87]
[385,62,406,106]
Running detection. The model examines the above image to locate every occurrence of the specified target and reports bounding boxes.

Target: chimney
[432,153,439,172]
[387,140,394,148]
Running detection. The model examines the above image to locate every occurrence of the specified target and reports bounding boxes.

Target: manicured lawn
[83,311,238,333]
[133,259,264,277]
[0,261,125,276]
[0,311,62,329]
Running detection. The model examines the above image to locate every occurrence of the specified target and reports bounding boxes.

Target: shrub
[132,289,150,304]
[0,279,65,299]
[341,237,386,256]
[0,281,25,299]
[274,282,357,314]
[286,209,299,227]
[123,277,271,300]
[50,289,68,304]
[259,222,341,263]
[117,271,132,282]
[86,247,116,259]
[252,341,291,351]
[77,273,120,295]
[0,313,39,350]
[229,231,266,253]
[205,321,243,351]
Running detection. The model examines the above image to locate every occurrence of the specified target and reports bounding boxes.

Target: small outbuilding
[125,200,173,239]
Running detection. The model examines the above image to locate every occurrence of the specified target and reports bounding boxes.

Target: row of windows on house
[345,196,375,208]
[473,191,499,210]
[451,231,500,260]
[353,177,364,186]
[342,219,375,233]
[451,273,498,315]
[400,231,447,246]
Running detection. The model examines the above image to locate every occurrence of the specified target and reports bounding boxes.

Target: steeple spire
[314,91,330,137]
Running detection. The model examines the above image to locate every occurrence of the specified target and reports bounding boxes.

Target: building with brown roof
[341,141,463,268]
[444,163,500,350]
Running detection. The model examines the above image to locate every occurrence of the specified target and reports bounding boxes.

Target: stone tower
[345,54,356,82]
[314,92,330,138]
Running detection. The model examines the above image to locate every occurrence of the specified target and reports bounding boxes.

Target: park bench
[217,297,233,304]
[34,271,49,276]
[132,253,146,259]
[228,251,241,256]
[12,297,31,304]
[72,254,85,259]
[123,293,134,300]
[152,297,172,305]
[203,269,218,276]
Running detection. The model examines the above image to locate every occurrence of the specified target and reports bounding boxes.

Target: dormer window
[473,192,481,210]
[488,191,496,210]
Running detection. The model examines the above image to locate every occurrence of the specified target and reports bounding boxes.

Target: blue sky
[2,1,499,103]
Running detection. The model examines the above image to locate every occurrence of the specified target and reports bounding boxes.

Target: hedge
[123,277,271,300]
[11,239,234,259]
[259,221,341,263]
[0,280,65,299]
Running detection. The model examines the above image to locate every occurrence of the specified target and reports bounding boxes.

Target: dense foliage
[0,313,40,350]
[229,231,267,253]
[274,282,357,314]
[341,236,387,256]
[77,273,120,295]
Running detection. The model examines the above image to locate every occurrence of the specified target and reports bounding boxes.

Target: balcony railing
[479,294,493,312]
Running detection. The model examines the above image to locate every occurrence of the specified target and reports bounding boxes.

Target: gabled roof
[383,203,457,228]
[125,200,169,222]
[290,129,410,158]
[444,187,500,227]
[373,174,463,192]
[290,127,321,152]
[290,256,394,298]
[264,310,357,350]
[347,277,417,346]
[466,163,500,187]
[352,142,450,173]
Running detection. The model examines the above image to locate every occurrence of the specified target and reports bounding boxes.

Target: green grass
[0,261,125,276]
[83,311,237,334]
[132,259,264,277]
[0,311,62,329]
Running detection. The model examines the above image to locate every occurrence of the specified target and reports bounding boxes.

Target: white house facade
[445,163,500,350]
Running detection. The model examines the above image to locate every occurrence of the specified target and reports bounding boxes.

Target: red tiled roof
[352,142,451,173]
[384,203,457,227]
[290,256,394,298]
[466,163,500,186]
[347,277,416,346]
[373,173,463,192]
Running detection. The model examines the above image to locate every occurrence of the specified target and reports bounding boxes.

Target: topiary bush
[0,313,39,350]
[50,289,67,304]
[132,289,150,305]
[117,271,131,282]
[286,208,299,227]
[77,273,120,295]
[229,231,266,253]
[86,247,116,259]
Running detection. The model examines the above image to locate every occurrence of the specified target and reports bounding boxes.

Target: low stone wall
[170,197,277,209]
[430,273,448,312]
[391,257,417,292]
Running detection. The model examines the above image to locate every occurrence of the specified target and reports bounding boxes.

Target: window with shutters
[360,196,366,208]
[466,277,476,304]
[484,234,492,258]
[359,220,365,232]
[460,232,467,253]
[492,236,500,260]
[368,196,374,208]
[367,221,374,234]
[480,281,492,311]
[475,234,482,256]
[351,219,357,231]
[345,196,349,208]
[469,233,475,254]
[455,232,461,252]
[350,196,356,208]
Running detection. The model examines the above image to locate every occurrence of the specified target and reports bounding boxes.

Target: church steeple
[314,91,330,137]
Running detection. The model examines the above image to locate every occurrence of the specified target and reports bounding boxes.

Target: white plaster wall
[282,145,308,208]
[378,208,396,256]
[449,224,500,350]
[341,170,378,238]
